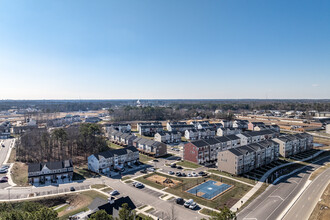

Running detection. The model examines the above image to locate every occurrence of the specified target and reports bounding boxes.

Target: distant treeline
[0,99,329,113]
[17,123,108,163]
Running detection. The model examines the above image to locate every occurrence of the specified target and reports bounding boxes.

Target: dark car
[70,187,75,191]
[140,169,147,174]
[175,172,182,177]
[181,173,186,177]
[177,166,183,169]
[176,197,184,205]
[153,159,159,162]
[170,163,177,168]
[198,171,207,176]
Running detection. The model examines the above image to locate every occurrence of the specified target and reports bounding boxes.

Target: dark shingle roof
[28,159,73,173]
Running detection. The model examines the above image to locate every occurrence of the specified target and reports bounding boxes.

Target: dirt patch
[146,175,181,187]
[11,162,28,186]
[58,194,93,217]
[309,183,330,220]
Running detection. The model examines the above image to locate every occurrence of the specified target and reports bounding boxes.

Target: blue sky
[0,0,329,99]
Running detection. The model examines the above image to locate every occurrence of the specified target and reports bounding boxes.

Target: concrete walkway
[206,171,255,187]
[230,150,326,212]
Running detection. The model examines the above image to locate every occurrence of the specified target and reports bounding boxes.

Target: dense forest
[16,123,109,163]
[0,99,329,113]
[0,202,58,220]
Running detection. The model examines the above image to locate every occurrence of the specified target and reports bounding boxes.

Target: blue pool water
[187,180,232,199]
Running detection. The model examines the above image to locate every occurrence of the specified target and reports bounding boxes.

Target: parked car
[191,172,198,177]
[135,183,144,188]
[0,177,8,182]
[189,202,198,210]
[198,171,207,176]
[168,171,175,175]
[147,168,155,172]
[110,190,119,195]
[175,172,182,177]
[177,166,183,169]
[70,187,75,191]
[0,169,7,174]
[1,165,9,169]
[181,173,186,177]
[140,169,147,174]
[187,173,192,177]
[176,197,184,205]
[152,159,159,162]
[132,182,138,187]
[170,163,177,168]
[184,199,194,208]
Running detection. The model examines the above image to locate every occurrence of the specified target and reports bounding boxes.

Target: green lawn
[139,154,154,163]
[238,183,269,211]
[175,160,202,169]
[207,169,256,185]
[165,174,252,210]
[121,176,132,181]
[200,208,218,216]
[91,184,107,189]
[107,141,124,149]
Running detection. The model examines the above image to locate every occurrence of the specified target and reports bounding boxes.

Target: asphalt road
[237,156,330,220]
[283,166,330,220]
[0,139,14,189]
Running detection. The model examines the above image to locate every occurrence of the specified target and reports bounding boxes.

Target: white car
[187,173,192,177]
[135,183,144,188]
[110,190,119,195]
[184,199,194,208]
[189,202,198,210]
[191,172,198,177]
[147,168,155,172]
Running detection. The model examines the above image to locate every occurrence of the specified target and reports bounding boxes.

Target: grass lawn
[160,194,168,199]
[107,141,124,149]
[309,183,330,220]
[138,204,148,210]
[11,162,28,186]
[55,204,69,213]
[200,208,218,216]
[167,196,175,200]
[145,207,154,213]
[139,154,154,163]
[207,169,256,185]
[7,147,16,163]
[59,190,108,220]
[310,163,330,181]
[239,183,269,211]
[125,180,133,184]
[91,184,107,189]
[73,164,99,180]
[101,187,113,193]
[165,174,252,210]
[175,160,202,169]
[122,176,132,181]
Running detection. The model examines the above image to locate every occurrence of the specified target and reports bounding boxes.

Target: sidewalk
[230,150,326,212]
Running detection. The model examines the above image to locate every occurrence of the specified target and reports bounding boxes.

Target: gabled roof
[227,148,243,156]
[191,140,208,148]
[28,160,73,173]
[226,135,240,140]
[214,136,231,143]
[94,146,138,160]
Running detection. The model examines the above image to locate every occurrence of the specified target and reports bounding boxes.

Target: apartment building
[88,146,139,174]
[0,121,11,139]
[236,129,278,146]
[217,127,241,136]
[248,122,266,131]
[137,122,163,136]
[217,140,279,175]
[166,122,194,132]
[154,131,181,143]
[272,133,313,157]
[105,123,131,133]
[133,137,167,157]
[28,160,73,184]
[184,128,216,141]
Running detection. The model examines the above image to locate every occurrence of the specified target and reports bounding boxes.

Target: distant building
[133,137,167,157]
[137,122,163,136]
[154,131,181,144]
[28,160,73,184]
[105,123,131,133]
[109,130,137,146]
[248,122,266,131]
[85,117,102,123]
[167,122,194,132]
[0,121,11,139]
[217,127,241,136]
[88,146,139,174]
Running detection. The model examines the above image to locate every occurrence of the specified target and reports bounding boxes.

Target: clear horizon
[0,0,329,99]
